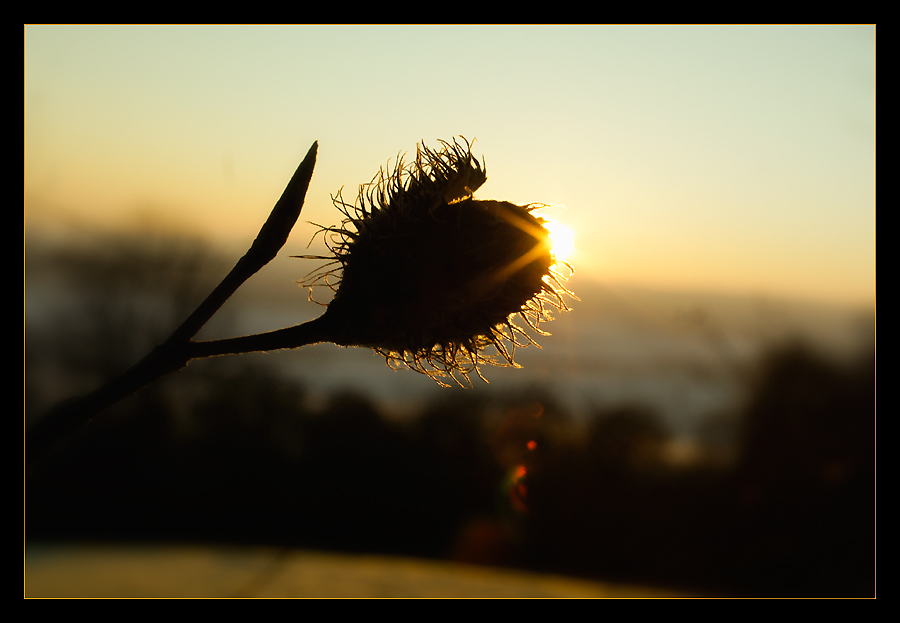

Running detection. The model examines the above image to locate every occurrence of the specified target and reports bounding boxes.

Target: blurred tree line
[25,232,875,596]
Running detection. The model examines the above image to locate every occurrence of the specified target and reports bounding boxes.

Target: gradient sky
[24,25,875,306]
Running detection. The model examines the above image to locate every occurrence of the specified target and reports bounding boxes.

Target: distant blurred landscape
[25,227,875,596]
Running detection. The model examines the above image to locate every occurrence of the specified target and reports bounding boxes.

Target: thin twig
[186,315,335,359]
[169,141,318,343]
[27,142,319,470]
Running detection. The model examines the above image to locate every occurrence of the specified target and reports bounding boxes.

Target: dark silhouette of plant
[28,138,574,468]
[298,139,572,385]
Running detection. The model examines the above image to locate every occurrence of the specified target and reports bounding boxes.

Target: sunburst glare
[543,218,575,264]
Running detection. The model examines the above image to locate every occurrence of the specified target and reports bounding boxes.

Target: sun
[542,218,575,264]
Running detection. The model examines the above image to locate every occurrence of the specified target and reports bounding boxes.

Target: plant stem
[186,315,335,359]
[27,142,319,471]
[168,142,318,344]
[27,316,336,471]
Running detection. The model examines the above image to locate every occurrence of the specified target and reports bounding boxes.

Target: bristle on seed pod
[299,137,573,386]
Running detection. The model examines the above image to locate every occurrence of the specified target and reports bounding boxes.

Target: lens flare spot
[508,464,529,513]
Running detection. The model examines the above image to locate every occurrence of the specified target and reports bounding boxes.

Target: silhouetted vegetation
[519,344,874,596]
[25,233,875,597]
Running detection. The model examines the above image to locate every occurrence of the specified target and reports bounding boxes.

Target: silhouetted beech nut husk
[301,138,572,386]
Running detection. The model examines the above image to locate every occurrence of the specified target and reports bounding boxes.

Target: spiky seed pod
[301,138,572,386]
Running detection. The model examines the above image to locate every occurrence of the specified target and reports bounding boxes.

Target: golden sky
[24,25,875,306]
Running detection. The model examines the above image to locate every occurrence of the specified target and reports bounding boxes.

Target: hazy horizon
[25,222,874,439]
